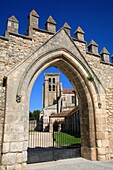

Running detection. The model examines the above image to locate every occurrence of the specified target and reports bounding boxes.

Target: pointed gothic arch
[1,28,109,169]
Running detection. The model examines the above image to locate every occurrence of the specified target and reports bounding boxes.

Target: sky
[0,0,113,111]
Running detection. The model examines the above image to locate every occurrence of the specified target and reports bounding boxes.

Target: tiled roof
[50,111,70,118]
[50,106,79,118]
[63,88,74,94]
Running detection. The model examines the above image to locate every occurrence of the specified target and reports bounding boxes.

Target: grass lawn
[29,130,38,132]
[54,132,81,146]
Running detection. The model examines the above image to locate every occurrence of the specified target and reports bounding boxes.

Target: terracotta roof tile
[63,88,74,94]
[50,106,79,118]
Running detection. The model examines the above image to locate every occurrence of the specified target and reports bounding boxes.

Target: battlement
[0,9,112,64]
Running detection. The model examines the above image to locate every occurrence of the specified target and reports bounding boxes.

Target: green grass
[54,132,81,146]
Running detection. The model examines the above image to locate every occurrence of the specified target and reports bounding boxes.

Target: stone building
[0,9,113,169]
[49,106,80,136]
[40,73,77,130]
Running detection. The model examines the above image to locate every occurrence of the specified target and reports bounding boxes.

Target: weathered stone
[96,140,102,148]
[10,142,23,152]
[97,148,106,155]
[96,132,105,140]
[14,164,22,170]
[16,153,22,163]
[98,155,106,161]
[2,143,10,153]
[22,151,27,162]
[23,141,28,151]
[7,164,22,170]
[2,153,16,165]
[7,165,15,170]
[102,139,109,147]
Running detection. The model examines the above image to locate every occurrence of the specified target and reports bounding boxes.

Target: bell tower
[43,73,61,108]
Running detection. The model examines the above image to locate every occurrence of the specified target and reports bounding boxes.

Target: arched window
[49,78,51,83]
[53,78,55,83]
[49,85,51,91]
[53,85,55,91]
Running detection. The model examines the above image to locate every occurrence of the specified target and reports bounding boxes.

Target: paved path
[27,157,113,170]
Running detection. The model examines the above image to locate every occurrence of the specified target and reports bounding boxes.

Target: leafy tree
[29,110,40,120]
[33,110,40,120]
[29,111,34,120]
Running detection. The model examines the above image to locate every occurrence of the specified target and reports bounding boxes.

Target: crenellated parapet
[0,9,112,65]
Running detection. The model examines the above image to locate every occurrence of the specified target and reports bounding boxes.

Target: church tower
[43,73,61,108]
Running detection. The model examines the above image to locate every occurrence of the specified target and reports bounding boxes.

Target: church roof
[63,88,74,94]
[50,110,70,117]
[50,106,79,118]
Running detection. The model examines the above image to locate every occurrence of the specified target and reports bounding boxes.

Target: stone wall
[86,52,113,159]
[0,21,53,167]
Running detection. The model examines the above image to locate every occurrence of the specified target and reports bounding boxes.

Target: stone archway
[1,29,109,169]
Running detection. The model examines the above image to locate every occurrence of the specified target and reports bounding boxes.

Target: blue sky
[0,0,113,111]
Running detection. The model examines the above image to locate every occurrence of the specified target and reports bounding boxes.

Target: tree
[29,111,34,120]
[29,110,40,120]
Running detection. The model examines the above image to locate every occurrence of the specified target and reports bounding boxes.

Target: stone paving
[27,158,113,170]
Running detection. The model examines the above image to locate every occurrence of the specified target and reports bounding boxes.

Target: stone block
[10,142,23,152]
[23,141,28,151]
[102,139,109,147]
[97,147,106,155]
[4,133,28,142]
[16,153,22,163]
[0,166,6,170]
[4,124,24,133]
[0,133,2,142]
[96,132,105,140]
[96,140,102,148]
[2,153,16,165]
[5,115,18,123]
[22,162,27,170]
[14,164,22,170]
[105,154,111,160]
[98,155,106,161]
[7,165,15,170]
[22,151,27,162]
[2,143,10,153]
[6,164,22,170]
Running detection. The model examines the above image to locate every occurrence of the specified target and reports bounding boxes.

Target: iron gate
[27,116,81,164]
